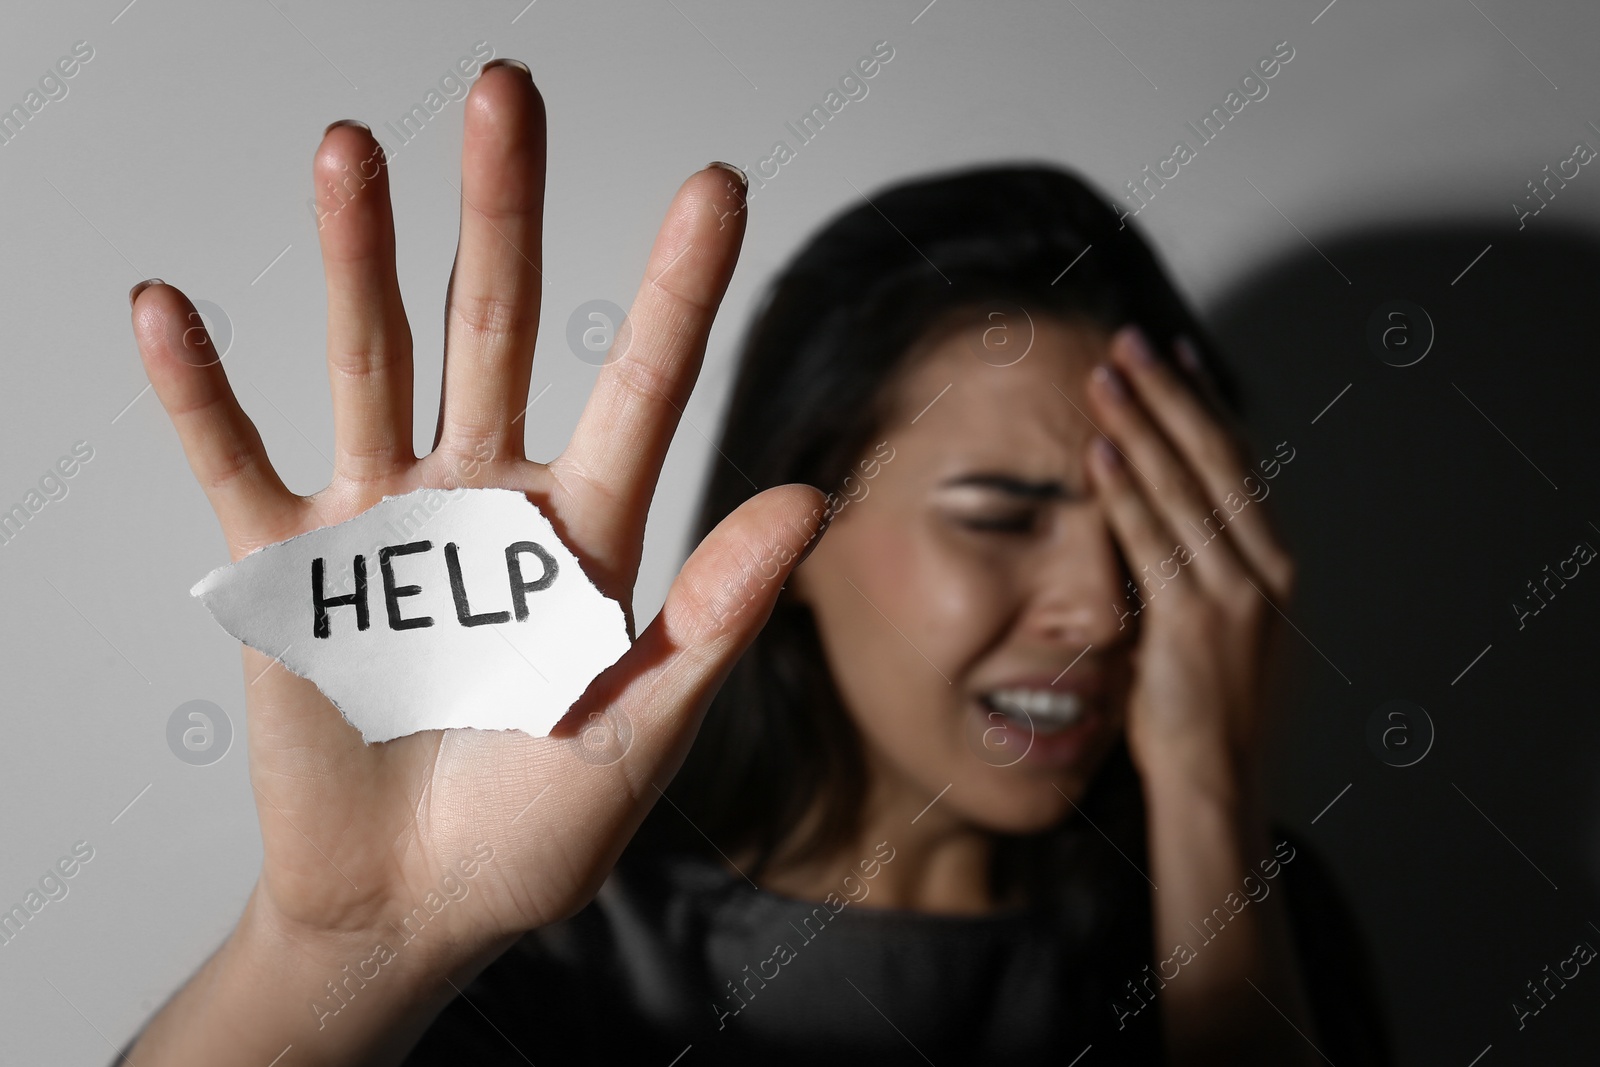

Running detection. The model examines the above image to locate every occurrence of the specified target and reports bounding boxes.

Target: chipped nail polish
[1124,326,1158,367]
[1093,363,1128,400]
[1175,335,1204,374]
[128,278,163,306]
[481,58,531,76]
[708,160,748,189]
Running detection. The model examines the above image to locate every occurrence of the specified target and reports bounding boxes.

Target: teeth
[984,688,1084,727]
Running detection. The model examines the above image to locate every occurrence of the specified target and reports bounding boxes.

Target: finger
[1174,334,1232,420]
[435,59,545,463]
[470,485,826,912]
[314,120,416,484]
[130,282,302,554]
[550,162,750,586]
[593,483,827,787]
[1087,360,1252,599]
[1085,432,1205,606]
[1110,327,1294,595]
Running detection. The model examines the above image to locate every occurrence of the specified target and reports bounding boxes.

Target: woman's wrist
[1134,729,1279,893]
[246,877,525,1061]
[128,877,520,1067]
[1131,728,1262,820]
[1133,723,1317,1065]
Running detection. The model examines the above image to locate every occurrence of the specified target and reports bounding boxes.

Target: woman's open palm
[128,62,821,961]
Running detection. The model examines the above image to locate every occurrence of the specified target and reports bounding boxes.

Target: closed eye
[958,512,1038,534]
[938,472,1072,537]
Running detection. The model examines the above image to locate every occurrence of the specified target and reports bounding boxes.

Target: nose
[1018,507,1132,649]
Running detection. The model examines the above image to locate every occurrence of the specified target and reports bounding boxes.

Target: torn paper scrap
[189,487,631,743]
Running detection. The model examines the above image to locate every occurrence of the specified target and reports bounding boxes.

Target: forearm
[122,880,519,1067]
[1140,748,1319,1067]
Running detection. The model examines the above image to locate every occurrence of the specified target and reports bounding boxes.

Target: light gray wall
[3,1,1597,1063]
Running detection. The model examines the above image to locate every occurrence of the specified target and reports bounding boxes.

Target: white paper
[189,487,632,743]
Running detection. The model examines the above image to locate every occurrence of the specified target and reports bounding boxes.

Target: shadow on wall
[1202,222,1600,1067]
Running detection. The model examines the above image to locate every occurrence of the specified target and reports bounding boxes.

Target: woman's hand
[125,61,823,1064]
[1083,326,1296,796]
[1084,325,1318,1066]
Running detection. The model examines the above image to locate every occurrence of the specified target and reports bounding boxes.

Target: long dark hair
[631,162,1239,910]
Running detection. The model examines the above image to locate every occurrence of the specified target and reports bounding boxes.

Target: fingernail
[707,160,748,190]
[129,278,163,306]
[1175,334,1203,374]
[1092,363,1128,401]
[324,118,369,135]
[1094,435,1121,468]
[481,58,531,76]
[794,528,825,569]
[1123,325,1158,367]
[796,502,838,566]
[815,498,837,537]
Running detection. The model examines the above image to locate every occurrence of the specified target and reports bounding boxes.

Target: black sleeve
[1274,827,1395,1066]
[399,934,551,1066]
[400,878,690,1064]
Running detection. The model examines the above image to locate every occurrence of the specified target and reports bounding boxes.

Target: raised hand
[1084,326,1318,1065]
[1084,327,1295,790]
[125,60,823,1065]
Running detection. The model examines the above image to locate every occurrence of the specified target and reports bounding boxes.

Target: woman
[122,61,1387,1065]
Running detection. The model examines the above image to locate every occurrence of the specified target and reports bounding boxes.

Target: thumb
[598,483,830,782]
[660,482,831,657]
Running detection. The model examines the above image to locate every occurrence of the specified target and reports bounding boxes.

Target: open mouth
[979,688,1086,735]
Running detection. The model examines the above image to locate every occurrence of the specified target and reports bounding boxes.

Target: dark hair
[632,161,1237,905]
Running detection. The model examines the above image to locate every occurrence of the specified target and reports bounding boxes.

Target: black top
[401,829,1391,1065]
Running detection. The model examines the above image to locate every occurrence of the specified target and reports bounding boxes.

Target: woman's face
[791,311,1136,834]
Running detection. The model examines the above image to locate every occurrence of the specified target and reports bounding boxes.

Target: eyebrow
[936,473,1076,501]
